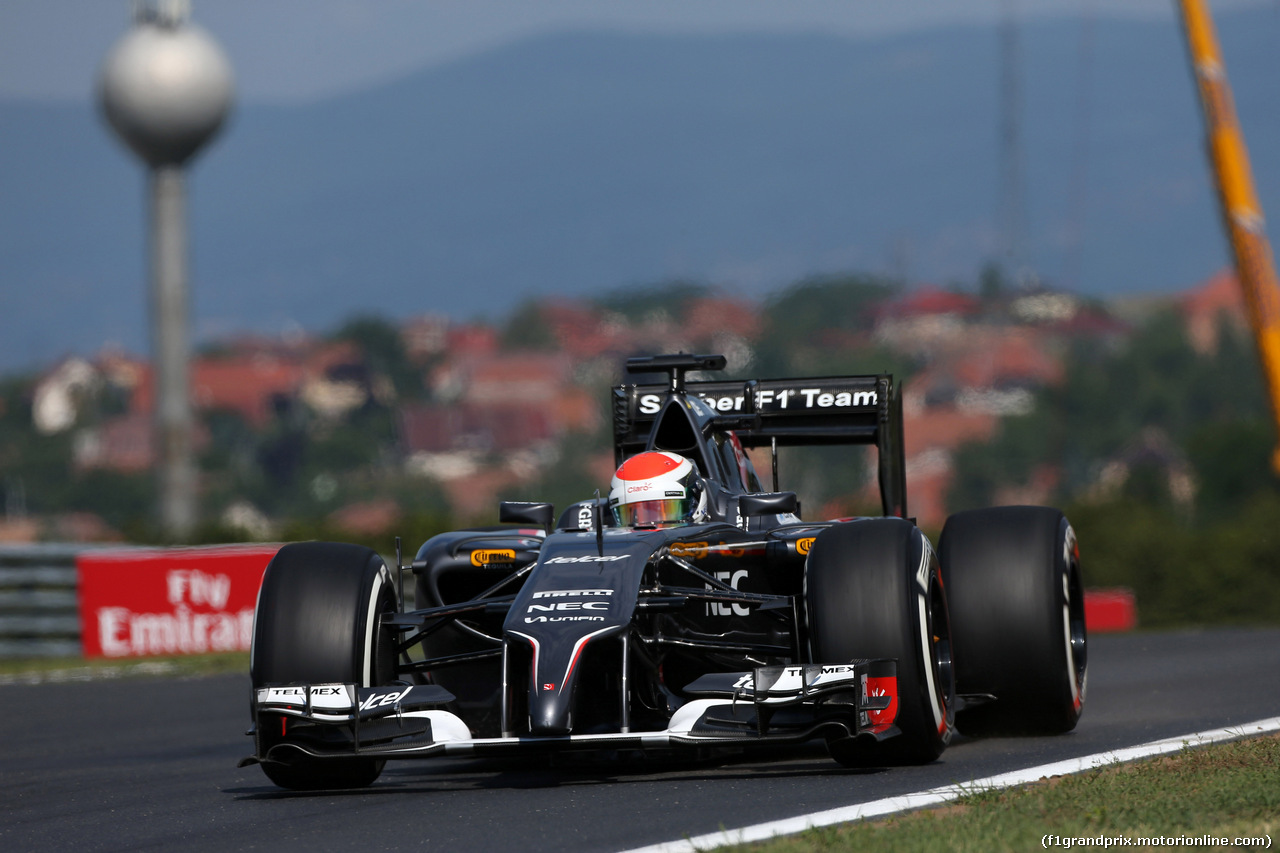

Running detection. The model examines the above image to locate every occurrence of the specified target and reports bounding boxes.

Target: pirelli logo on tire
[470,549,516,567]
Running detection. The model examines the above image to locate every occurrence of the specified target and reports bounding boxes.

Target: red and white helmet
[609,451,706,527]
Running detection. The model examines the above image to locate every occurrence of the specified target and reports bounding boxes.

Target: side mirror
[499,501,555,529]
[738,491,798,517]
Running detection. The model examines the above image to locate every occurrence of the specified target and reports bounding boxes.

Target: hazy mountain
[3,10,1279,372]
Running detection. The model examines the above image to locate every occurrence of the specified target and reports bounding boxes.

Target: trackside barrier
[0,544,106,658]
[0,543,1135,660]
[0,543,281,660]
[77,545,280,659]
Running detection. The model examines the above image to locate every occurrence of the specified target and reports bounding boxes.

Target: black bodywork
[246,354,917,763]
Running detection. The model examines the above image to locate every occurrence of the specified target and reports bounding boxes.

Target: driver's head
[609,451,705,527]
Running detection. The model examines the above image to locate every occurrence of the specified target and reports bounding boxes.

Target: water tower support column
[151,165,196,536]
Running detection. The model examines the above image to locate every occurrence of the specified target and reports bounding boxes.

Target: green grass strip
[0,652,249,683]
[723,735,1280,852]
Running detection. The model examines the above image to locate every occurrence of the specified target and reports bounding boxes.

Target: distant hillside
[2,10,1279,372]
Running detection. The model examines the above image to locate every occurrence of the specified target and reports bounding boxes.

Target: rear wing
[611,368,907,518]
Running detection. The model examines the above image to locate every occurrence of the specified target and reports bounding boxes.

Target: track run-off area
[622,716,1280,853]
[2,627,1278,853]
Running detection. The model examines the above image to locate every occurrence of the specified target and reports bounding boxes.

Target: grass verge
[722,734,1280,852]
[0,652,249,684]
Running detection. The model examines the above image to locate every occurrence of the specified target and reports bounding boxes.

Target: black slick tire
[250,541,399,790]
[804,518,954,766]
[940,506,1087,735]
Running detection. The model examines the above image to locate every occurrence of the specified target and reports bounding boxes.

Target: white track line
[619,716,1280,853]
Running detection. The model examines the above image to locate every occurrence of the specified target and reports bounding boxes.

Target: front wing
[239,659,899,768]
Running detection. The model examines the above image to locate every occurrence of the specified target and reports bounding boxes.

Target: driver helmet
[609,451,706,527]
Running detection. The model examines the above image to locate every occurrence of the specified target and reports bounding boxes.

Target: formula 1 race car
[242,354,1087,790]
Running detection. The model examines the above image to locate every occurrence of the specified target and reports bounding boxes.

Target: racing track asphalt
[1,627,1278,853]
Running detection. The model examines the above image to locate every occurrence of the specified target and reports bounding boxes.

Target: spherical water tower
[99,0,233,538]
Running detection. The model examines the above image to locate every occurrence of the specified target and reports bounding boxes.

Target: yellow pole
[1178,0,1280,473]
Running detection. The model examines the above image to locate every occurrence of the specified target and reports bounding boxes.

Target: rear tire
[940,506,1087,735]
[804,519,954,766]
[250,542,399,790]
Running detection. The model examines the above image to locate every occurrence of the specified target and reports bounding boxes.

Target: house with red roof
[873,286,982,354]
[131,355,305,428]
[1180,268,1247,354]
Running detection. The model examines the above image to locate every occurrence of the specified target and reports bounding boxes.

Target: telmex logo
[796,537,815,556]
[532,589,614,598]
[471,549,516,567]
[731,665,857,689]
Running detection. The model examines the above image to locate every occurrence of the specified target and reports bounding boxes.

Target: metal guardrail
[0,544,87,658]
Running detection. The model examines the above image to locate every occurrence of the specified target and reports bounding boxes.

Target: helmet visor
[614,498,691,527]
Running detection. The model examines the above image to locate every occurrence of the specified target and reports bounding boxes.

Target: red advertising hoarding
[1083,587,1138,633]
[77,545,279,658]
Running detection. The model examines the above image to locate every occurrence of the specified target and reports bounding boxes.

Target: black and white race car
[242,354,1087,790]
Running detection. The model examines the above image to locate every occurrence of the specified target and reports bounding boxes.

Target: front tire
[940,506,1087,735]
[804,518,954,765]
[250,542,399,790]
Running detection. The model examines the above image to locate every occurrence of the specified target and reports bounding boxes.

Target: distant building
[873,286,981,353]
[1180,268,1247,354]
[73,413,153,473]
[1010,290,1080,324]
[32,357,100,434]
[190,356,304,427]
[401,314,450,362]
[327,499,402,536]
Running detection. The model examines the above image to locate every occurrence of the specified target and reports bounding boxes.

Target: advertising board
[77,545,279,658]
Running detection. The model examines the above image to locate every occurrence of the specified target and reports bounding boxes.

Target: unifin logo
[524,615,606,623]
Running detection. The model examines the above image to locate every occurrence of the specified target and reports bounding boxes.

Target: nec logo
[526,602,609,613]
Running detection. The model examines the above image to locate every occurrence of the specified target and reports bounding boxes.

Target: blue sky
[2,0,1272,103]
